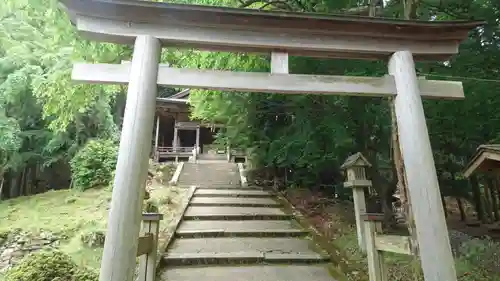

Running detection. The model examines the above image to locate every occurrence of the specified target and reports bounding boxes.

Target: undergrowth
[0,162,188,279]
[284,188,500,281]
[3,250,97,281]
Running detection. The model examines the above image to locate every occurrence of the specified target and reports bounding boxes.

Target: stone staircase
[177,162,240,188]
[158,161,339,281]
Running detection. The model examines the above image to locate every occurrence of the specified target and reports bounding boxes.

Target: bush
[72,268,99,281]
[80,230,106,248]
[455,236,500,280]
[4,250,97,281]
[70,139,118,191]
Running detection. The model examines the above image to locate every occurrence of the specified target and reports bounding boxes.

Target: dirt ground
[444,197,500,241]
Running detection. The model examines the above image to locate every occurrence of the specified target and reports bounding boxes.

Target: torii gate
[61,1,483,281]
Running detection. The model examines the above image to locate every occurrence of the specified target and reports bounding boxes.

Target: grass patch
[0,162,189,277]
[0,188,111,236]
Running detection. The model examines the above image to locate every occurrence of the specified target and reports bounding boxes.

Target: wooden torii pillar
[61,1,483,281]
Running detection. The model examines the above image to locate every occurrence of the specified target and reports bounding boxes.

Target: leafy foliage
[166,0,500,219]
[0,0,126,199]
[70,139,118,191]
[4,250,98,281]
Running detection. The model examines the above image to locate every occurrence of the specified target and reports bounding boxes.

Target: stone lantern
[341,152,372,252]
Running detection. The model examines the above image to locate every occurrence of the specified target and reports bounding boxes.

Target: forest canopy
[1,0,500,222]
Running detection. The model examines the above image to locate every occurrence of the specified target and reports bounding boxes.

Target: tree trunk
[470,176,485,222]
[441,195,448,218]
[9,173,19,198]
[25,166,32,196]
[114,89,127,129]
[495,176,500,217]
[487,177,500,221]
[0,172,4,201]
[19,168,26,196]
[456,197,466,221]
[483,178,493,222]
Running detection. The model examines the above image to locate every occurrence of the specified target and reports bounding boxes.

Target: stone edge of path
[238,165,349,281]
[169,162,185,186]
[237,163,248,187]
[154,185,197,271]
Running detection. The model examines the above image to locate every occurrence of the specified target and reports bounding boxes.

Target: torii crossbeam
[60,1,483,281]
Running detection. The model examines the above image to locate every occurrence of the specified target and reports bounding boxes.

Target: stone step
[167,237,325,255]
[195,185,244,189]
[183,206,291,220]
[159,265,338,281]
[176,220,307,238]
[190,197,279,207]
[194,189,272,198]
[165,237,328,265]
[162,252,329,265]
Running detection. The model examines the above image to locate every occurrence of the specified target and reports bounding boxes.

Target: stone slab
[167,237,323,256]
[176,220,307,238]
[163,251,264,265]
[183,206,290,220]
[195,185,251,189]
[194,189,272,197]
[190,197,279,206]
[264,252,329,262]
[177,220,299,232]
[163,252,329,265]
[178,163,241,188]
[159,265,338,281]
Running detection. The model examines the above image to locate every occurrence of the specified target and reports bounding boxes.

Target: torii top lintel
[61,0,483,61]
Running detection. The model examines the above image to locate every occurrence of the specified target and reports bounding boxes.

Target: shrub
[455,236,500,280]
[70,139,118,191]
[72,268,99,281]
[4,250,97,281]
[80,230,106,248]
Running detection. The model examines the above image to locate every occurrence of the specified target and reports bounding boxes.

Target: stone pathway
[158,161,339,281]
[177,162,240,188]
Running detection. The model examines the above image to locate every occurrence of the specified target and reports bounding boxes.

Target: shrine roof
[463,145,500,177]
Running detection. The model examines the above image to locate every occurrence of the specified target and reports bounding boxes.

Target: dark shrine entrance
[152,97,221,161]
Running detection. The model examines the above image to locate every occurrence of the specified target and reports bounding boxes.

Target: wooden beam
[99,36,161,281]
[142,213,164,222]
[72,63,464,100]
[360,213,385,222]
[75,15,461,61]
[389,50,457,281]
[463,153,487,178]
[344,179,373,188]
[374,235,412,255]
[175,121,200,129]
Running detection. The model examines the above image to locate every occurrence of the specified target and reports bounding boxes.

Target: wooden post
[155,115,160,152]
[173,126,178,152]
[271,51,288,74]
[361,213,387,281]
[137,213,163,281]
[99,35,161,281]
[341,153,371,252]
[352,184,367,252]
[195,127,200,152]
[389,51,456,281]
